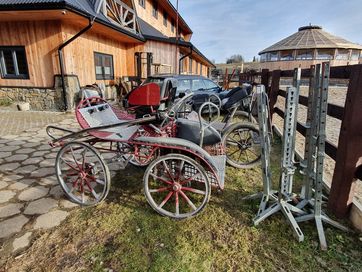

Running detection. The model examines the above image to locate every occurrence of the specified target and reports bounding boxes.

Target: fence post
[268,70,281,120]
[261,69,270,90]
[328,64,362,218]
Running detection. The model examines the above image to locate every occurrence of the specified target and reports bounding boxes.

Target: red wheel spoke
[162,160,175,182]
[70,146,81,170]
[175,192,179,216]
[179,191,197,211]
[179,173,201,185]
[158,191,174,209]
[86,182,100,200]
[149,187,170,193]
[150,173,173,185]
[60,158,79,172]
[182,187,206,195]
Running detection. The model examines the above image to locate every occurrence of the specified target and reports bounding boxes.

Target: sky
[170,0,362,63]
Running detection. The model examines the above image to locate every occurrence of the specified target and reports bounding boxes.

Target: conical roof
[259,25,362,54]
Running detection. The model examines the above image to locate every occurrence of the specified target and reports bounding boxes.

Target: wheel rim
[56,142,109,205]
[144,155,210,219]
[225,127,261,166]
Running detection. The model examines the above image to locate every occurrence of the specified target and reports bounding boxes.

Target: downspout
[58,18,95,111]
[179,45,193,74]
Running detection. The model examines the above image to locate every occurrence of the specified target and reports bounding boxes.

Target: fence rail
[238,64,362,218]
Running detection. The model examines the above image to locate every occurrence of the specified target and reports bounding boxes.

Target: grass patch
[6,139,362,271]
[0,98,12,107]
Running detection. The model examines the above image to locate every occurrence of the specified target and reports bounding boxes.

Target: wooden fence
[239,64,362,218]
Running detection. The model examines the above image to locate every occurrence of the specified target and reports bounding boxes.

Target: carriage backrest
[128,83,161,106]
[78,103,121,128]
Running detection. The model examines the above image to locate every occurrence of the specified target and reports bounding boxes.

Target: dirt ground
[275,86,362,204]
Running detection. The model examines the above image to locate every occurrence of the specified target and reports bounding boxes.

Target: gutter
[58,17,94,111]
[179,45,193,74]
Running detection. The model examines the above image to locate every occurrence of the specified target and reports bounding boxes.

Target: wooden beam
[268,70,281,120]
[328,64,362,218]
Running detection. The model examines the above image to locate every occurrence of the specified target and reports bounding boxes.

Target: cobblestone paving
[0,111,120,261]
[0,110,71,136]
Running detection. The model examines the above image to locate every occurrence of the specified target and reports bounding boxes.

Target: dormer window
[152,1,158,18]
[171,20,175,33]
[138,0,145,8]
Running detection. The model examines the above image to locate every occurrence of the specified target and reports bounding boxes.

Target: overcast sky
[170,0,362,63]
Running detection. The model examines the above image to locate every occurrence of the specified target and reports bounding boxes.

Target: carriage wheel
[56,142,111,205]
[144,154,211,219]
[222,123,261,169]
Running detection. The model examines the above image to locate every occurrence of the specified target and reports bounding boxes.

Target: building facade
[0,0,214,110]
[258,25,362,71]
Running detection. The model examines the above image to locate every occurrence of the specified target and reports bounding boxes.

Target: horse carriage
[47,82,261,219]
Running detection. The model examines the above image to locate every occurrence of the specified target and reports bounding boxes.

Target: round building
[258,25,362,70]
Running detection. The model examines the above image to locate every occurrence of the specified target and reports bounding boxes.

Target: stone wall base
[0,87,62,111]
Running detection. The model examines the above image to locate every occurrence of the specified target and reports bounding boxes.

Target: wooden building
[0,0,214,110]
[258,25,362,71]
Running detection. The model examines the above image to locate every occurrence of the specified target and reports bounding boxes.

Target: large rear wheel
[144,154,211,219]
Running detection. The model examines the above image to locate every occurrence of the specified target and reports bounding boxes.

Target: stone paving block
[8,179,35,191]
[12,232,32,252]
[39,176,58,186]
[0,152,12,159]
[24,198,58,215]
[0,215,29,239]
[38,145,51,151]
[18,186,49,201]
[7,140,26,146]
[0,190,16,203]
[5,154,29,162]
[32,151,49,157]
[31,167,54,178]
[33,210,69,230]
[21,157,43,165]
[1,146,20,152]
[60,199,79,209]
[0,162,21,172]
[15,148,35,154]
[16,165,39,174]
[0,180,8,190]
[0,203,23,218]
[2,174,23,182]
[39,159,55,168]
[49,185,64,199]
[44,153,57,159]
[22,142,40,148]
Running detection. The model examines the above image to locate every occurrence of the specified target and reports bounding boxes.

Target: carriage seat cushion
[176,118,221,146]
[222,88,249,110]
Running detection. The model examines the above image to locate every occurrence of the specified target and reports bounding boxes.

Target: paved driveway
[0,111,83,262]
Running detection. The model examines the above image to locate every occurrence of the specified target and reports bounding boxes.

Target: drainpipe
[179,45,193,74]
[58,18,95,111]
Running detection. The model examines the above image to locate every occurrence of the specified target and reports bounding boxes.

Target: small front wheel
[222,123,261,169]
[144,154,211,219]
[55,142,111,205]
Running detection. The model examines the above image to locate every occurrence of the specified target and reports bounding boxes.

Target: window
[351,50,360,61]
[268,51,278,61]
[189,58,193,73]
[296,50,313,60]
[191,79,206,91]
[163,11,168,27]
[0,46,29,79]
[171,20,175,33]
[138,0,145,8]
[152,1,158,18]
[177,79,191,93]
[260,53,267,62]
[316,49,334,60]
[94,52,114,80]
[280,50,294,61]
[336,49,349,60]
[203,79,219,91]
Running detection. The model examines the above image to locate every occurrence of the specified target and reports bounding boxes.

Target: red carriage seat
[127,83,161,106]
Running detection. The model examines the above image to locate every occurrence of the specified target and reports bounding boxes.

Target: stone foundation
[0,87,62,111]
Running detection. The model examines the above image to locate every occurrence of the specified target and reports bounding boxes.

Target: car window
[192,79,206,91]
[203,79,219,90]
[177,79,191,93]
[143,77,164,88]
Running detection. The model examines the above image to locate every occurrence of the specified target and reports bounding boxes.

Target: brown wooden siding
[144,40,179,74]
[0,20,62,87]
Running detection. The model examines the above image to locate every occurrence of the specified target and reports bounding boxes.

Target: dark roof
[138,18,168,40]
[0,0,145,42]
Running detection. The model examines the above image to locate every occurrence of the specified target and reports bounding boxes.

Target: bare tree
[226,54,244,64]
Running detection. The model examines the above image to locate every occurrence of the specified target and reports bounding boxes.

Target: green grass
[7,139,362,271]
[0,98,12,107]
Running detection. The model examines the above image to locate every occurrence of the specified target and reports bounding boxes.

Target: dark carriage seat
[222,88,249,111]
[176,118,221,146]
